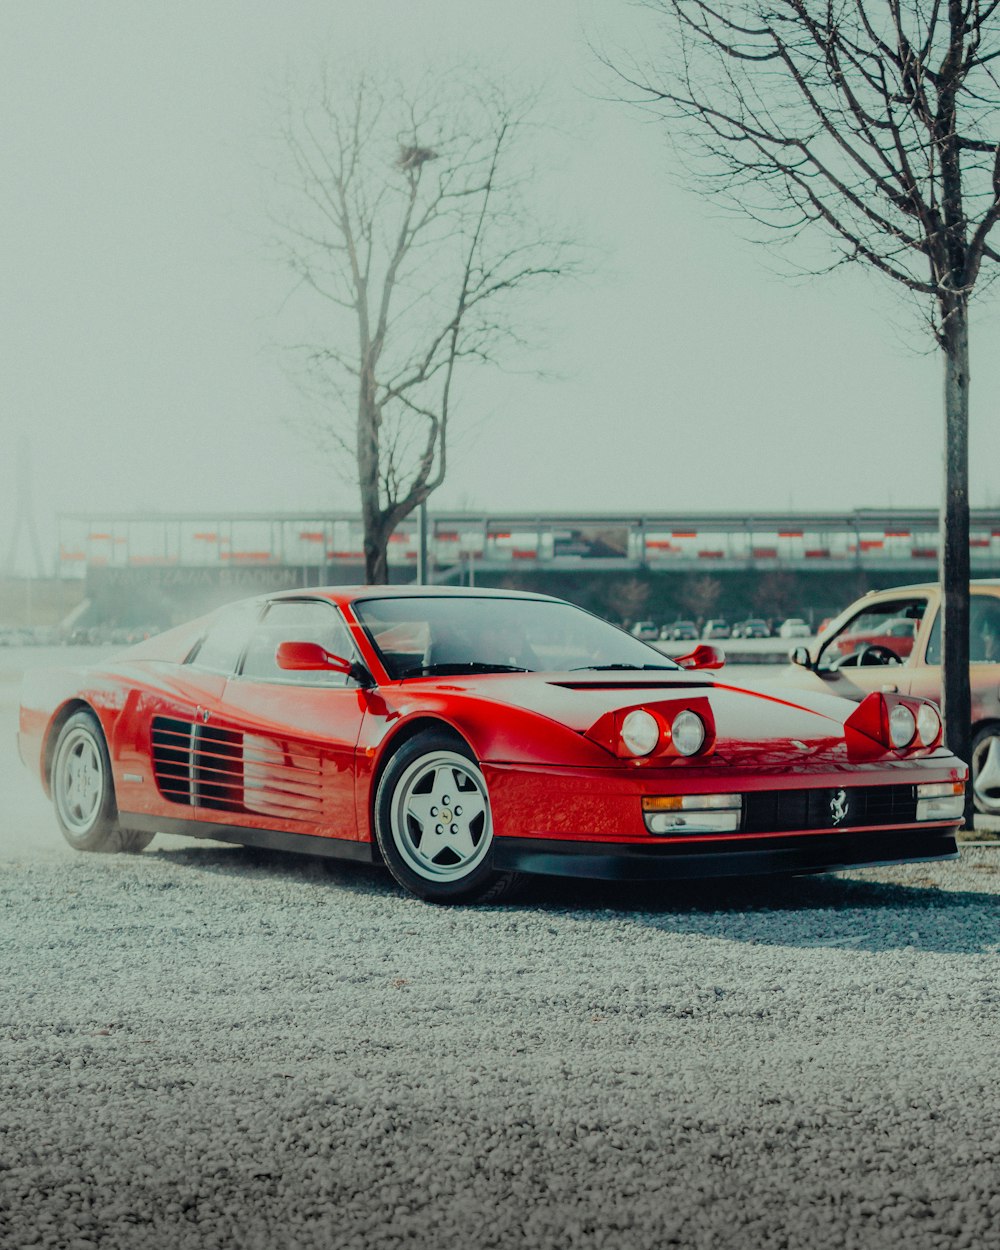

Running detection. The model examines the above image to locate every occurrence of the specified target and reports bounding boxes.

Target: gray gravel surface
[2,651,999,1250]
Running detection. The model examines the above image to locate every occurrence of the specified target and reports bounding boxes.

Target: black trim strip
[491,828,959,881]
[123,813,375,863]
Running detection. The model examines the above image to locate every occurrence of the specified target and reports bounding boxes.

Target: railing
[56,508,1000,576]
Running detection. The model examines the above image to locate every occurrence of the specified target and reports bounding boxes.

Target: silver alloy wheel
[388,749,493,883]
[54,723,107,837]
[972,730,1000,815]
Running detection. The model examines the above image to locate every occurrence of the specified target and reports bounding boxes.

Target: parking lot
[2,649,999,1249]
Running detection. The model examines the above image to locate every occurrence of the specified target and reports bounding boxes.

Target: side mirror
[674,644,726,671]
[275,641,374,686]
[789,645,813,670]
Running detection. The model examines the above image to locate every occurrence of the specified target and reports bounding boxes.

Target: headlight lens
[916,703,941,746]
[620,709,660,756]
[888,704,916,749]
[671,710,706,756]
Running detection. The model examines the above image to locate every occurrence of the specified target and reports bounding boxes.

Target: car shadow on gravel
[512,868,1000,955]
[150,838,396,896]
[149,839,999,956]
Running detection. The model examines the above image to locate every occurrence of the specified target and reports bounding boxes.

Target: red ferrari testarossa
[19,587,966,903]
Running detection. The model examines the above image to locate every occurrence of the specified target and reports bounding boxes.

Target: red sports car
[18,587,966,903]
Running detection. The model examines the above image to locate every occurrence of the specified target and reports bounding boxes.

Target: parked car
[701,619,731,640]
[781,579,1000,814]
[18,586,964,903]
[778,618,812,639]
[663,620,699,641]
[732,618,770,639]
[629,620,660,641]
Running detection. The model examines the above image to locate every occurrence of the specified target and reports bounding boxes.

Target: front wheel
[51,711,154,853]
[374,731,519,903]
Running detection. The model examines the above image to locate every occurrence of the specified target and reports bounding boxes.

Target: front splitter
[491,826,959,881]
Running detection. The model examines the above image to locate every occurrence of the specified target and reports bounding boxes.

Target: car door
[119,599,263,822]
[211,599,367,842]
[904,590,1000,711]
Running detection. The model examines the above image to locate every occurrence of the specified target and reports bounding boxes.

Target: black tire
[50,711,155,853]
[373,730,520,904]
[971,723,1000,817]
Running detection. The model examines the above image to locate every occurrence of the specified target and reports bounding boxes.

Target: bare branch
[273,66,576,581]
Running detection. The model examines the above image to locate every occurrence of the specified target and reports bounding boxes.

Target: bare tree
[274,70,574,583]
[603,575,652,625]
[679,573,724,623]
[609,1,1000,811]
[751,570,798,621]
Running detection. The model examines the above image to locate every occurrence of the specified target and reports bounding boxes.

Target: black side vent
[150,716,244,813]
[196,724,244,813]
[151,717,195,807]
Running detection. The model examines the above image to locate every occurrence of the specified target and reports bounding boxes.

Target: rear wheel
[374,731,519,903]
[51,711,154,853]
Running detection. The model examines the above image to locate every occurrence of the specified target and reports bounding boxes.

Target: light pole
[417,500,428,585]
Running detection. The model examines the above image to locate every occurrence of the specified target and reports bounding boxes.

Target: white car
[778,618,811,639]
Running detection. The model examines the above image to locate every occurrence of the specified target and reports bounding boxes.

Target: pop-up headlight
[585,697,716,761]
[845,692,944,758]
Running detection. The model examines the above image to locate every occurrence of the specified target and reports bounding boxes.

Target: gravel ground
[2,651,999,1250]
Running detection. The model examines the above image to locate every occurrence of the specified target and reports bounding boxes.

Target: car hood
[411,670,875,769]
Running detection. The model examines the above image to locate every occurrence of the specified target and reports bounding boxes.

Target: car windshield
[353,596,680,679]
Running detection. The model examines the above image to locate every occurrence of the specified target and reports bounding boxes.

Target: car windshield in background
[353,596,680,679]
[818,597,927,669]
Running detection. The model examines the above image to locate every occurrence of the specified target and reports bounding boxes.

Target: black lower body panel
[124,813,375,862]
[491,826,959,881]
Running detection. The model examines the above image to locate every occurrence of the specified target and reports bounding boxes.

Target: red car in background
[19,587,964,903]
[833,617,919,661]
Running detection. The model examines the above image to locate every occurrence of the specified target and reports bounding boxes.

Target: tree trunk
[364,539,389,586]
[938,295,973,825]
[357,376,390,586]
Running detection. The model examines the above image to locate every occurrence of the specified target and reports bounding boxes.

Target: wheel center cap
[440,808,452,822]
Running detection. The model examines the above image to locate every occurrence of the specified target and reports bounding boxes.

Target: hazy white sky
[3,0,999,570]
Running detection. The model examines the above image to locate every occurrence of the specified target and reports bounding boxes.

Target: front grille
[742,785,917,834]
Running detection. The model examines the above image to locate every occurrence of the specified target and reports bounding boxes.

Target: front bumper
[491,825,959,881]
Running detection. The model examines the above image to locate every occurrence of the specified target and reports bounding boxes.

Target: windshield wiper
[568,663,677,671]
[398,661,532,678]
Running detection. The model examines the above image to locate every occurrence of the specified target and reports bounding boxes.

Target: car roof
[862,578,1000,596]
[268,585,560,608]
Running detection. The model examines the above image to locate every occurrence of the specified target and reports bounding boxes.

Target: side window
[926,596,1000,665]
[817,597,927,669]
[239,601,355,686]
[187,602,261,675]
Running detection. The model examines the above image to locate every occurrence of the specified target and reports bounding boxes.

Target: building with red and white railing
[56,508,1000,578]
